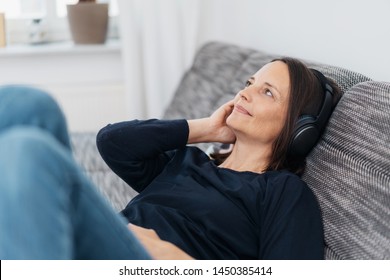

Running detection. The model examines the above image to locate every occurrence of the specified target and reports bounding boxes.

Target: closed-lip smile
[234,104,252,116]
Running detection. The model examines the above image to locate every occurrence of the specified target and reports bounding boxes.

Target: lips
[234,104,252,116]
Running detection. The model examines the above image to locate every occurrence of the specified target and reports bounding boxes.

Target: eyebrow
[249,76,282,97]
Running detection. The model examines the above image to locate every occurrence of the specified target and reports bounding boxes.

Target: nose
[238,88,251,102]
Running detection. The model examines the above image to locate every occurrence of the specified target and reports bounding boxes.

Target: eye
[245,80,252,88]
[265,89,273,97]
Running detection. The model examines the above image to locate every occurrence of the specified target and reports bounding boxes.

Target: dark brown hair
[211,57,342,176]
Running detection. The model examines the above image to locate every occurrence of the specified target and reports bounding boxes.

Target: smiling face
[226,61,291,146]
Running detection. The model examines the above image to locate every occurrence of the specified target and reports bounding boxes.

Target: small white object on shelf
[28,18,47,45]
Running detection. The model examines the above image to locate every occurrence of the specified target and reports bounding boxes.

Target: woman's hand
[128,224,194,260]
[209,99,236,143]
[187,99,236,144]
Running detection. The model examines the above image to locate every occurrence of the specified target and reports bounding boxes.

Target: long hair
[211,58,341,176]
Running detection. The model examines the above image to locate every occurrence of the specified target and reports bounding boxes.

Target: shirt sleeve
[258,173,324,260]
[96,119,189,193]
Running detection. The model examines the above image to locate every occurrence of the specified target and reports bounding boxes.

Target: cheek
[252,108,287,139]
[268,111,288,138]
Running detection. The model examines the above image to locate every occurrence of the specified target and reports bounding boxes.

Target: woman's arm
[96,100,235,192]
[96,119,189,192]
[187,99,236,144]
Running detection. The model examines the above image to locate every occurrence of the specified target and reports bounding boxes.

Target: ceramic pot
[67,3,108,44]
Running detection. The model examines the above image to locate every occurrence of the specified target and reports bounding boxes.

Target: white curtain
[118,0,202,119]
[118,0,254,119]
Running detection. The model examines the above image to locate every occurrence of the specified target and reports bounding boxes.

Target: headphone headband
[311,69,333,96]
[310,69,334,129]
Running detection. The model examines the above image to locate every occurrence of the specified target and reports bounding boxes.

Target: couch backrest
[302,81,390,259]
[163,41,371,120]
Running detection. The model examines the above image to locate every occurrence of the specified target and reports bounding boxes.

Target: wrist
[187,118,214,144]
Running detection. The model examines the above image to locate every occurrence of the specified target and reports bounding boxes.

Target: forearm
[96,119,189,191]
[187,118,215,144]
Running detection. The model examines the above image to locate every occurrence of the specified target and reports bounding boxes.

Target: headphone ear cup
[289,69,334,158]
[289,115,320,157]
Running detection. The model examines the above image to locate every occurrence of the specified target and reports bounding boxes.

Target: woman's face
[226,61,291,145]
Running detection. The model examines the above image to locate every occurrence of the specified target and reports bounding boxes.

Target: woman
[0,58,341,259]
[97,58,341,260]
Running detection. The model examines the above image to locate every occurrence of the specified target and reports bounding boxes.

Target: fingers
[222,99,234,118]
[128,223,160,240]
[225,99,235,106]
[127,224,195,260]
[222,99,235,110]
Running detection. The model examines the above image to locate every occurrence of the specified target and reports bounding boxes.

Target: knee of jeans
[0,85,70,148]
[0,127,75,217]
[0,127,67,166]
[0,85,67,128]
[0,85,56,108]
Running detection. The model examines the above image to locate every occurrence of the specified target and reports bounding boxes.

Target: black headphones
[288,69,334,158]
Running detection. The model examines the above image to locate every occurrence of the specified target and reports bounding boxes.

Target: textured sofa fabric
[70,41,389,259]
[302,81,390,259]
[71,132,137,211]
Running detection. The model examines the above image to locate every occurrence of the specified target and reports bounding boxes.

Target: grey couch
[71,42,390,259]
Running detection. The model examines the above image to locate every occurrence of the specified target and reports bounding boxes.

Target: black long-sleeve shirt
[96,119,324,259]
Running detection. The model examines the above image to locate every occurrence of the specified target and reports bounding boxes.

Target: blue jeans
[0,85,151,260]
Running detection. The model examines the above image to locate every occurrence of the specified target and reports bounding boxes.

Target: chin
[226,114,234,126]
[226,115,241,131]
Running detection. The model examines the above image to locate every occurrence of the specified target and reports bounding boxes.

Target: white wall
[195,0,390,82]
[119,0,390,119]
[0,42,126,132]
